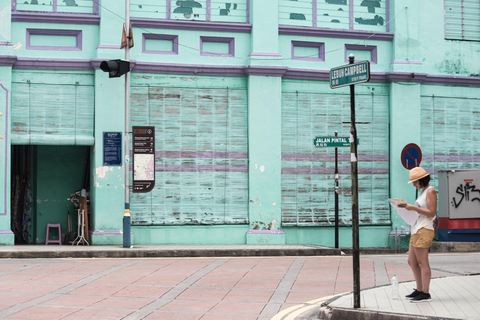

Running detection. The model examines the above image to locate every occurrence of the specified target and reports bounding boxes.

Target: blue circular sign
[401,143,422,169]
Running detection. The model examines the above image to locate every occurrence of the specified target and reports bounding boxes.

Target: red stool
[46,224,62,245]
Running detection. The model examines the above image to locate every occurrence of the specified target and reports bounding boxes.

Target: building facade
[0,0,479,246]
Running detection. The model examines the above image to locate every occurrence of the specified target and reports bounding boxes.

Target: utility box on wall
[438,170,480,242]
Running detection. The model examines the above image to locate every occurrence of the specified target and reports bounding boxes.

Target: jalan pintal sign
[314,136,359,148]
[330,61,370,89]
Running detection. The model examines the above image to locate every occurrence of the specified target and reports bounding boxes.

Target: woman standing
[399,167,437,303]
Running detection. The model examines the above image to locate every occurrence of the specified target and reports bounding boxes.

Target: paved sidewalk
[0,244,478,319]
[319,274,480,320]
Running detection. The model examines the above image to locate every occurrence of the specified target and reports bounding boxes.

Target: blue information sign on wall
[103,132,122,166]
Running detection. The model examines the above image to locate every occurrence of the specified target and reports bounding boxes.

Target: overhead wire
[91,0,405,62]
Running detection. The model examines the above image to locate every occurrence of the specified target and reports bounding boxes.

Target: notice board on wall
[103,132,122,166]
[132,126,155,193]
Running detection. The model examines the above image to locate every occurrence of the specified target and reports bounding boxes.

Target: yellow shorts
[410,228,435,248]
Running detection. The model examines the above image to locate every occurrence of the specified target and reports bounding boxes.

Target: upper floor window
[13,0,97,14]
[130,0,249,23]
[279,0,388,33]
[445,0,480,41]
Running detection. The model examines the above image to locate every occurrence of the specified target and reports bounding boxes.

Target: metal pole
[349,54,360,308]
[335,131,339,249]
[123,0,131,248]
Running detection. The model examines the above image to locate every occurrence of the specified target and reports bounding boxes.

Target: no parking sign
[401,143,422,169]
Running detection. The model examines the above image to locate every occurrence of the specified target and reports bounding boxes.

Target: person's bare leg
[413,247,431,293]
[407,246,423,292]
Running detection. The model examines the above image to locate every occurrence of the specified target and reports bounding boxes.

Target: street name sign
[330,61,370,89]
[314,136,359,148]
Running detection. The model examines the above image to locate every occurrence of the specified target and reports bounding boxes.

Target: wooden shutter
[281,91,390,226]
[11,83,95,145]
[445,0,480,41]
[130,86,248,225]
[421,96,480,178]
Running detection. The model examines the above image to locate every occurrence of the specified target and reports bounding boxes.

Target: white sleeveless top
[411,185,436,235]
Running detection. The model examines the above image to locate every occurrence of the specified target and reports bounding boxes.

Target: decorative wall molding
[26,29,82,51]
[12,12,100,25]
[291,41,325,62]
[132,18,252,33]
[279,25,394,41]
[2,56,480,86]
[143,34,178,55]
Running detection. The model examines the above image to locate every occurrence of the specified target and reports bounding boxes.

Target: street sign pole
[349,54,360,309]
[334,131,339,249]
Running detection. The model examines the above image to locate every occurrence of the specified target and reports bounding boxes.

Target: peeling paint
[260,165,265,173]
[96,166,112,179]
[272,202,276,206]
[252,220,280,231]
[255,164,258,170]
[258,202,261,207]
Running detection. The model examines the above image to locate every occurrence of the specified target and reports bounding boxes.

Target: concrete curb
[318,306,461,320]
[0,247,342,259]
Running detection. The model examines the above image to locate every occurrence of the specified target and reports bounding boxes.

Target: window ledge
[12,12,100,25]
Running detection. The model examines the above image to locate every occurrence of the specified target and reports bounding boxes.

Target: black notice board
[103,132,122,166]
[133,126,155,193]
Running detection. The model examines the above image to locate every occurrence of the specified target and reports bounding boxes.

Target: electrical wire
[91,0,405,62]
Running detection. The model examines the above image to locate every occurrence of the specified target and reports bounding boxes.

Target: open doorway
[11,145,91,244]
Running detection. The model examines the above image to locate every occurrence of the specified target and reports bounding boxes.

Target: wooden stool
[46,223,62,245]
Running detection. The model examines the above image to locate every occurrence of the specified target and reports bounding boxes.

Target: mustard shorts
[410,228,435,248]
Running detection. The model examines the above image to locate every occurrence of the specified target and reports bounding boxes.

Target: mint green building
[1,0,479,246]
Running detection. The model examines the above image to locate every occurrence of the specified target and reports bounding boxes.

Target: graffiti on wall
[452,180,480,208]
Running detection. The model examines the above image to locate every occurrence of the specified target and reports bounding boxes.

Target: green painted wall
[35,145,88,244]
[1,0,480,247]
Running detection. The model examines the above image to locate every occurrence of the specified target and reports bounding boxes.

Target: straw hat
[408,167,429,183]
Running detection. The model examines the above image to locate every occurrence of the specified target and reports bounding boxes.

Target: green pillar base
[0,231,15,245]
[388,231,410,250]
[246,230,285,245]
[90,230,134,246]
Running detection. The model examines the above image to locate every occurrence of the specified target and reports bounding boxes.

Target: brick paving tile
[192,277,240,288]
[244,270,287,279]
[0,304,14,312]
[234,277,281,290]
[223,288,274,303]
[200,313,259,320]
[65,308,135,320]
[177,287,230,301]
[89,296,156,309]
[143,311,203,320]
[41,295,104,307]
[158,299,217,313]
[150,268,197,277]
[209,301,266,315]
[292,279,336,291]
[286,291,334,304]
[6,306,80,320]
[92,274,145,285]
[37,273,89,283]
[113,285,171,298]
[205,269,248,278]
[10,281,68,293]
[0,272,48,281]
[0,291,43,304]
[133,275,186,286]
[68,283,127,296]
